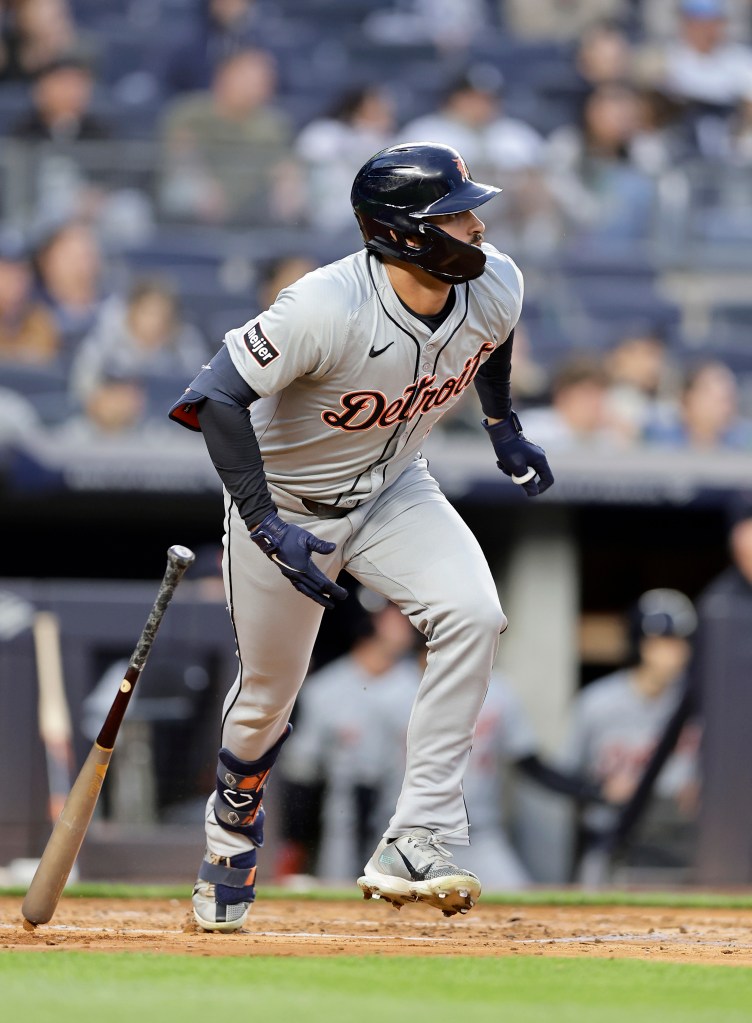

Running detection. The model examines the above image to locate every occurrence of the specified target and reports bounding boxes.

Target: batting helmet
[350,142,501,283]
[631,588,698,645]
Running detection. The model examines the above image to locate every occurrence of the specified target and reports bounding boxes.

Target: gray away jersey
[223,244,523,506]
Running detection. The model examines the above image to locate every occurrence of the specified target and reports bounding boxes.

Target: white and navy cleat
[357,828,481,918]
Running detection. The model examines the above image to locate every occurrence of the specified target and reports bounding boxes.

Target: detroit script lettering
[322,342,495,432]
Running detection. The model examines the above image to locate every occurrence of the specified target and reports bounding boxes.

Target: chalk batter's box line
[1,922,749,949]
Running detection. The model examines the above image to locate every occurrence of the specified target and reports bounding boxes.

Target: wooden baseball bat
[32,611,74,823]
[21,545,195,928]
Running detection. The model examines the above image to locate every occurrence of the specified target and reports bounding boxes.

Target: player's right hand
[249,511,348,609]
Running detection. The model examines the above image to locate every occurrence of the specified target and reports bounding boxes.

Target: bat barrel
[22,744,112,925]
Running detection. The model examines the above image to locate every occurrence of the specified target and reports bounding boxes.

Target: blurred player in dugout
[563,588,701,881]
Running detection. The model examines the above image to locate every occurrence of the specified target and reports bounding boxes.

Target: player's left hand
[483,412,554,497]
[250,512,348,609]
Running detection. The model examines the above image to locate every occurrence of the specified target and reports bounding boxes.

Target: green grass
[1,953,750,1023]
[3,883,752,909]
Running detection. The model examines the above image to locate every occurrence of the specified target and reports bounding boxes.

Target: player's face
[425,210,485,247]
[638,635,691,692]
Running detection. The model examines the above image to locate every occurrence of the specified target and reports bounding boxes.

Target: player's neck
[631,664,675,700]
[384,259,453,316]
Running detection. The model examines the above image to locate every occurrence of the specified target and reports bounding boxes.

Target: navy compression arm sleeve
[197,398,277,530]
[473,329,513,421]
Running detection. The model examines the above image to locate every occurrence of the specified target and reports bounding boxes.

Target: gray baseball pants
[205,458,507,860]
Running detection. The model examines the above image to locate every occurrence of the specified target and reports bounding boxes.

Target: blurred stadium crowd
[2,0,752,454]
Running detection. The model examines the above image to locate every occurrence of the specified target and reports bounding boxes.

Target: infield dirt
[2,897,752,964]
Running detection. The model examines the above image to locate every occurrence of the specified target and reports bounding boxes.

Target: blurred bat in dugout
[32,611,74,824]
[21,545,196,930]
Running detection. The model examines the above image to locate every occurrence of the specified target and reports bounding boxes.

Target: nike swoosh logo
[395,845,430,881]
[369,342,395,358]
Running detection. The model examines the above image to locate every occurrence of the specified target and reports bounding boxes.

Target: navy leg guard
[214,724,291,838]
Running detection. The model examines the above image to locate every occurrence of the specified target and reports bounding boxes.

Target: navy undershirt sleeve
[473,329,514,420]
[196,396,277,531]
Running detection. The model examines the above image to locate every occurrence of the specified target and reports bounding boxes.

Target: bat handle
[130,545,195,673]
[96,545,195,750]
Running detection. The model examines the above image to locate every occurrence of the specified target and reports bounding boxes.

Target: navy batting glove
[250,511,348,609]
[483,411,554,497]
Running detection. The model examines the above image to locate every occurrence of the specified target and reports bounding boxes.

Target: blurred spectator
[69,280,209,407]
[562,588,700,878]
[604,326,680,441]
[364,0,491,53]
[163,0,289,95]
[158,48,302,226]
[401,67,545,179]
[32,218,106,356]
[277,594,420,882]
[0,228,59,365]
[0,385,43,445]
[0,0,86,83]
[257,253,317,310]
[10,51,108,142]
[640,0,751,45]
[9,50,116,225]
[59,375,148,441]
[546,82,658,241]
[645,359,752,448]
[631,86,693,174]
[521,354,626,449]
[502,0,631,42]
[575,20,636,90]
[400,67,563,255]
[634,0,752,118]
[295,85,397,232]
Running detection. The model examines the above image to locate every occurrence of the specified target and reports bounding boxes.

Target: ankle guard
[214,724,291,837]
[198,847,258,906]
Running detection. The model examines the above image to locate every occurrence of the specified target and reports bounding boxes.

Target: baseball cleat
[192,847,258,933]
[357,827,481,918]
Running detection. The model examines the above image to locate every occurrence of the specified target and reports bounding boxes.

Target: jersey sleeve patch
[243,323,280,368]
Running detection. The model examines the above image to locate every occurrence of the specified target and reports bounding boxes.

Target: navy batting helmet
[350,142,501,283]
[631,589,698,644]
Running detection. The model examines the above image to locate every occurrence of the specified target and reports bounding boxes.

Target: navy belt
[301,498,354,518]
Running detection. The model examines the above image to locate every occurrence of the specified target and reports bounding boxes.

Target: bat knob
[168,545,196,568]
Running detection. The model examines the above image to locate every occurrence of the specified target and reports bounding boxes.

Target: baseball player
[562,588,700,880]
[169,141,554,931]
